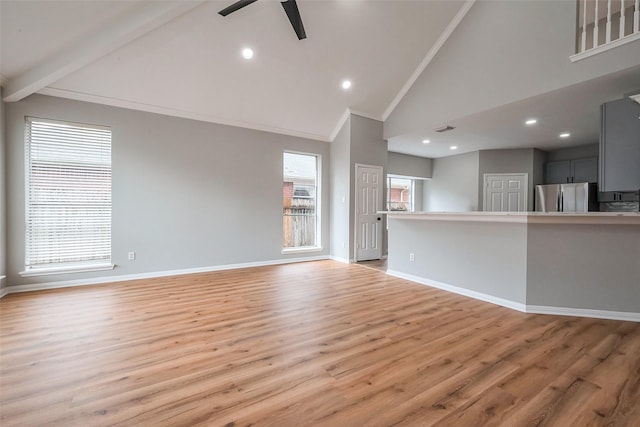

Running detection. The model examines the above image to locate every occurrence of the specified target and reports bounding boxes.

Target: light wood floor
[1,260,639,426]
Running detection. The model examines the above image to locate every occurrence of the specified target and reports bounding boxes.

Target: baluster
[606,0,612,42]
[594,0,599,47]
[635,0,639,32]
[620,0,626,39]
[582,0,588,51]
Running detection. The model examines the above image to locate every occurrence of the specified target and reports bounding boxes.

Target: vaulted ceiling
[4,1,640,158]
[1,0,470,141]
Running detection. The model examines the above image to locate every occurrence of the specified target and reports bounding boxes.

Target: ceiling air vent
[434,125,455,133]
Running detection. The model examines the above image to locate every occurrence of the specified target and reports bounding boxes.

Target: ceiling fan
[218,0,307,40]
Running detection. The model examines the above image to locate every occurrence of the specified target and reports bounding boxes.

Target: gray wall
[0,89,6,292]
[387,218,528,304]
[526,223,640,313]
[387,152,433,179]
[5,94,330,287]
[412,179,425,212]
[349,115,388,259]
[423,151,479,212]
[544,143,599,162]
[329,115,387,261]
[384,0,640,140]
[329,118,351,261]
[422,148,546,213]
[478,148,545,211]
[387,216,639,314]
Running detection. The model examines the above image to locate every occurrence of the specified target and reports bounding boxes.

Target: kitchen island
[386,212,640,321]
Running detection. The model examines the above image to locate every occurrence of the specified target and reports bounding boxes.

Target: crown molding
[37,87,330,142]
[348,109,382,122]
[328,108,352,142]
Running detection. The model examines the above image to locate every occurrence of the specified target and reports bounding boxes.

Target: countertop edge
[381,211,640,225]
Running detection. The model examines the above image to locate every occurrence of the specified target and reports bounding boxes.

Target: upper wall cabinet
[545,158,597,184]
[599,99,640,192]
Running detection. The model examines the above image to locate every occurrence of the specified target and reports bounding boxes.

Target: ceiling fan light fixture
[219,0,306,40]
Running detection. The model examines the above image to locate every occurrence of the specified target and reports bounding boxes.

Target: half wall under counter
[385,212,640,321]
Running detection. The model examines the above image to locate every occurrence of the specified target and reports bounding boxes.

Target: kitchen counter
[385,211,640,321]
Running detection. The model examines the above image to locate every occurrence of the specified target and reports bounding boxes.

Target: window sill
[281,247,323,255]
[19,263,115,277]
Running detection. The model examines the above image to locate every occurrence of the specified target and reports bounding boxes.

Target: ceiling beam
[3,1,206,102]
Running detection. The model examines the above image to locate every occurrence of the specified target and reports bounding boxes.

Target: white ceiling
[387,64,640,158]
[1,0,468,141]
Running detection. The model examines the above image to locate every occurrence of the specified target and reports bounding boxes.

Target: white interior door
[355,164,383,261]
[484,173,528,212]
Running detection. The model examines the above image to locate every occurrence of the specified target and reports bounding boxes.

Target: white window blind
[25,117,112,271]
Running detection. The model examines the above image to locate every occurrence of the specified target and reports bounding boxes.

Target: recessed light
[525,119,537,125]
[559,132,570,138]
[422,139,430,144]
[242,48,254,60]
[341,80,352,90]
[450,146,458,150]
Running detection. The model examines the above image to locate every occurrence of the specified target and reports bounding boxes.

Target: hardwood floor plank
[1,260,638,426]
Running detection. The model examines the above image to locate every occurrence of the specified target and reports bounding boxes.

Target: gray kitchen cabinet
[571,157,598,183]
[545,158,597,184]
[600,99,640,192]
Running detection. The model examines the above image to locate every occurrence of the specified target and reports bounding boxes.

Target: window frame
[282,151,322,253]
[20,116,114,277]
[387,175,415,212]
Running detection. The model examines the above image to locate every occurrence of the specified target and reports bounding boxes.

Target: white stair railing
[576,0,640,55]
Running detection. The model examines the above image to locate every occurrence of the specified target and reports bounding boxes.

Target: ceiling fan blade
[218,0,258,17]
[281,0,306,40]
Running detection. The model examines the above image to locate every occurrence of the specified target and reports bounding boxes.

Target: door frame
[354,163,384,262]
[483,173,528,212]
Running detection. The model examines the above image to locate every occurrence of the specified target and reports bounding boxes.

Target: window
[387,177,413,212]
[23,117,112,274]
[283,152,320,250]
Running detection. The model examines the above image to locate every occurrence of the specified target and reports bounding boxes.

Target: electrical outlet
[128,251,136,261]
[409,253,415,261]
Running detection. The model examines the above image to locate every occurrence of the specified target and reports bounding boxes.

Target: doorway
[355,164,383,261]
[483,173,528,212]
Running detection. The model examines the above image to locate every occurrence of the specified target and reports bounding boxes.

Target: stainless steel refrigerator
[535,183,597,212]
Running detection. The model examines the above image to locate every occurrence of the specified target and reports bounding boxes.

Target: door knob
[377,217,381,221]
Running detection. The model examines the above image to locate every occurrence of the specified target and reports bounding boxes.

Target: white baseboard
[526,305,640,323]
[387,270,527,312]
[329,256,354,264]
[5,255,330,295]
[386,270,639,322]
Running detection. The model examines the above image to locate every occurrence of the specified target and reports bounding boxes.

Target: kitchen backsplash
[599,201,640,212]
